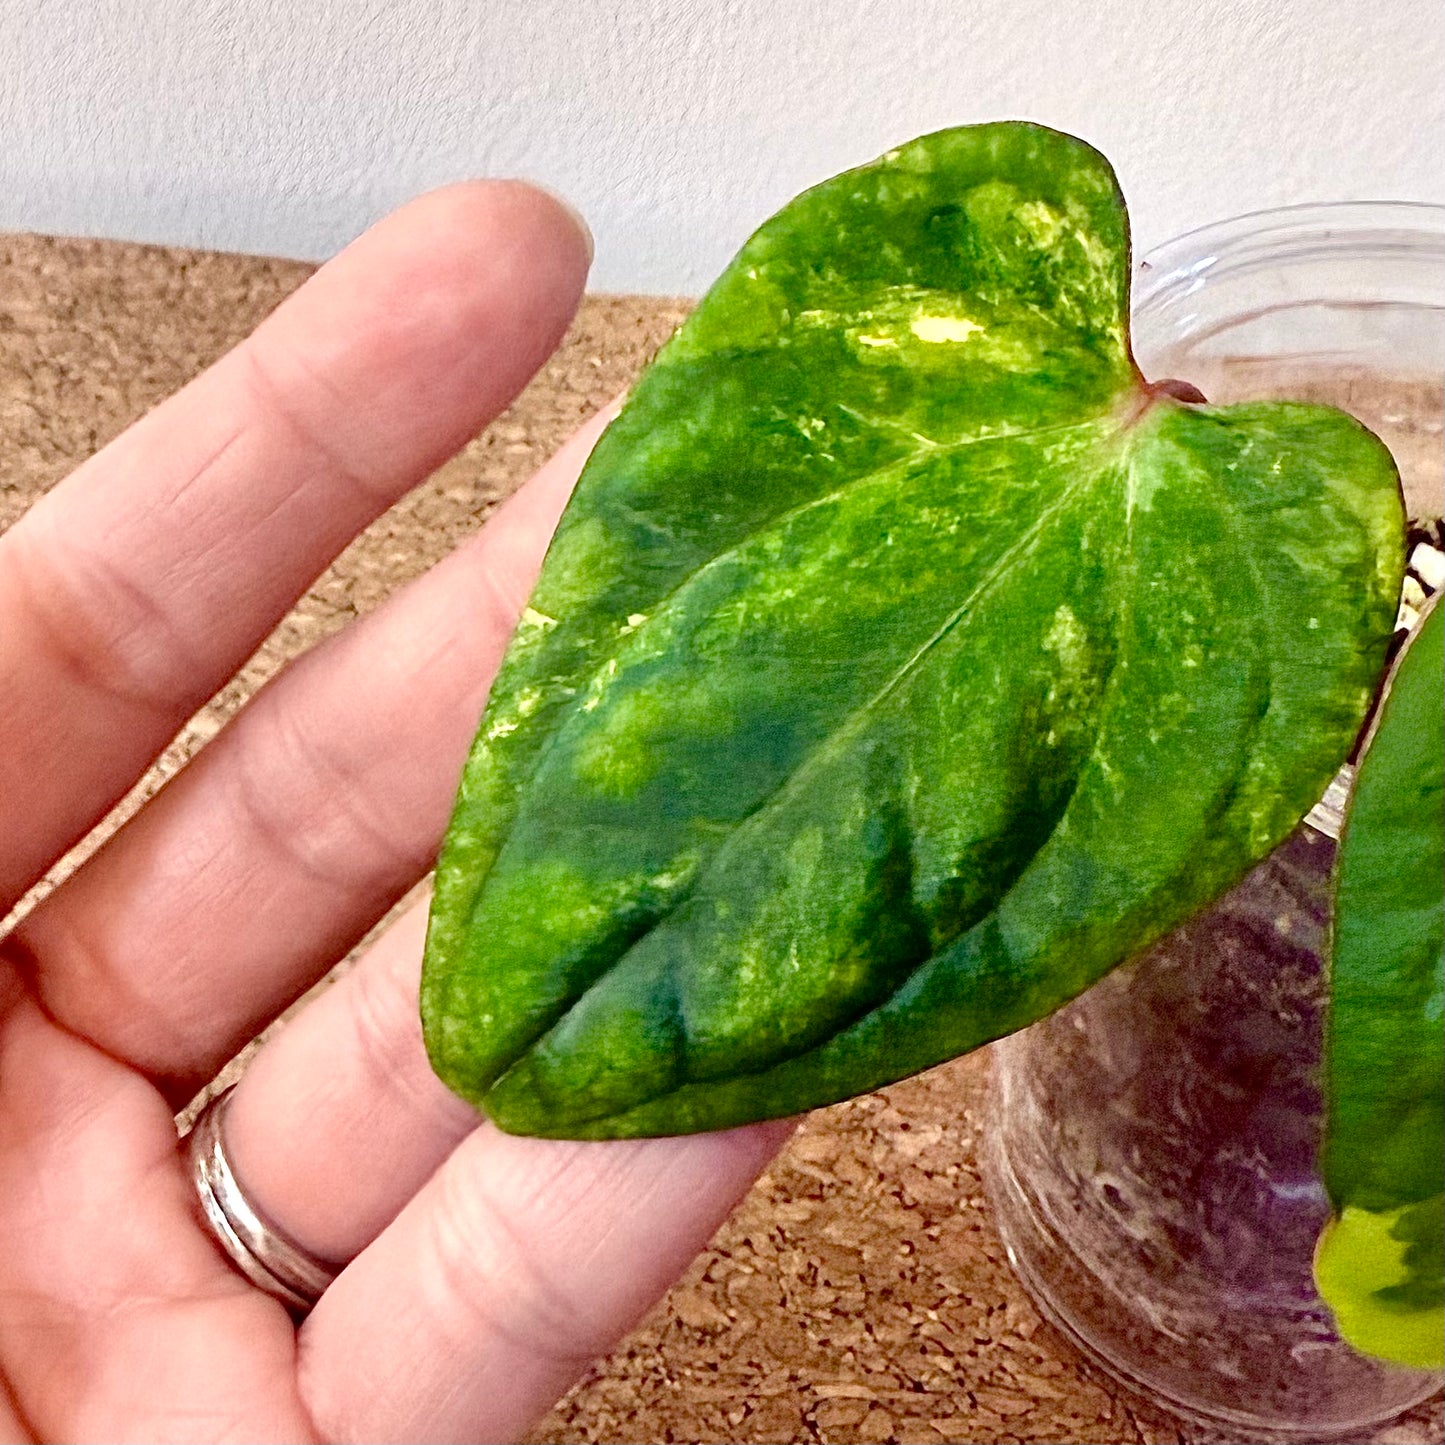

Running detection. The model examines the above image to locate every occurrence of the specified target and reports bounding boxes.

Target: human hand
[0,183,792,1443]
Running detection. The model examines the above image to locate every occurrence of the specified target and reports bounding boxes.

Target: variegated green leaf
[1317,598,1444,1370]
[422,123,1404,1138]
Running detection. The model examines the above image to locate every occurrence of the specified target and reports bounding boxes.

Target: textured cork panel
[1,231,1440,1445]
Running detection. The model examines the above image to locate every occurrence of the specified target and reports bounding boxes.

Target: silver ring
[183,1083,339,1315]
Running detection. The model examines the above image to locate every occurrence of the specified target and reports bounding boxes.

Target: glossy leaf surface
[422,123,1404,1138]
[1317,599,1444,1369]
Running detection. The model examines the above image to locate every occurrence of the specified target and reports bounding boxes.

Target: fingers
[11,411,610,1094]
[222,897,479,1266]
[0,974,314,1442]
[171,891,789,1444]
[298,1117,793,1444]
[0,179,590,912]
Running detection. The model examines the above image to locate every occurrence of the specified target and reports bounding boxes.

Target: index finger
[0,181,591,912]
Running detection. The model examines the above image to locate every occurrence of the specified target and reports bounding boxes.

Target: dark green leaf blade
[423,121,1137,1088]
[1316,599,1444,1369]
[479,403,1402,1135]
[421,123,1405,1140]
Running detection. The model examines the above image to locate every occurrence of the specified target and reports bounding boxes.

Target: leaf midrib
[679,413,1282,1121]
[483,413,1134,1102]
[467,407,1114,923]
[502,407,1303,1130]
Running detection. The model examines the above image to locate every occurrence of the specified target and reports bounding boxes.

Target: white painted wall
[3,0,1442,293]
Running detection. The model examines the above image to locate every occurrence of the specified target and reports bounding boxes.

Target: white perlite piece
[1408,541,1445,592]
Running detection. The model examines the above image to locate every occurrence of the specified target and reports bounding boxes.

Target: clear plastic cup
[981,203,1445,1442]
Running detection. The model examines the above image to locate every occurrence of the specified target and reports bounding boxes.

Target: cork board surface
[1,231,1441,1445]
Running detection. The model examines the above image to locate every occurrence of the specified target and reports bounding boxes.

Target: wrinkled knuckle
[470,546,531,638]
[13,910,194,1066]
[344,950,434,1115]
[232,703,432,892]
[422,1164,601,1367]
[243,341,393,508]
[7,524,199,717]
